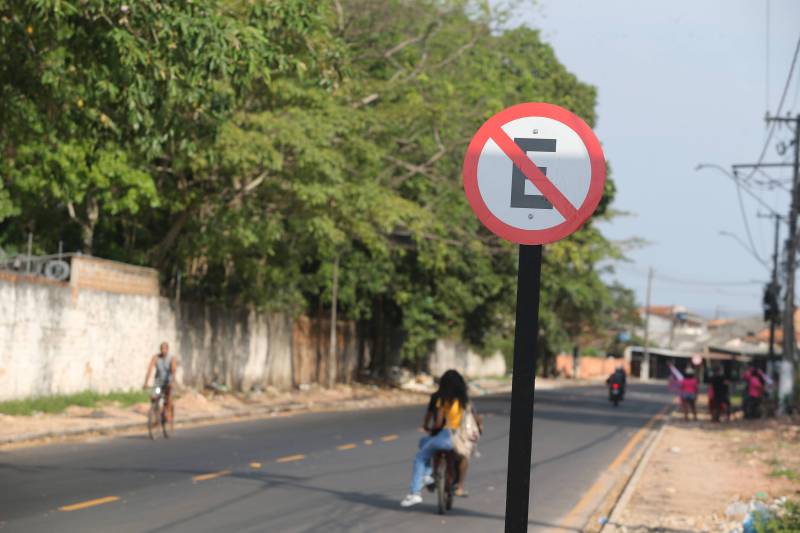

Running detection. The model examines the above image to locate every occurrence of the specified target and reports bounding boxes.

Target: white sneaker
[400,493,423,507]
[423,475,435,486]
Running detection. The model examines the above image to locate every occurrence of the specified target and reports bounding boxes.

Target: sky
[510,0,800,318]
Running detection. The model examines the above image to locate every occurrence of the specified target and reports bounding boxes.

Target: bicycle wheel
[161,408,169,439]
[436,457,447,515]
[445,457,454,510]
[147,401,160,440]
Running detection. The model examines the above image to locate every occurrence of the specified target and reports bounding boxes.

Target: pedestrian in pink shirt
[679,367,699,421]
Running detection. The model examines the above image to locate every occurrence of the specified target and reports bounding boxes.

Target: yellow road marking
[380,434,399,442]
[337,443,358,451]
[559,405,669,529]
[249,462,262,469]
[58,496,119,512]
[608,406,668,471]
[363,439,373,445]
[192,469,232,482]
[276,454,305,463]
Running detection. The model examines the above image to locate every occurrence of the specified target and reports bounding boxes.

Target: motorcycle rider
[606,365,627,399]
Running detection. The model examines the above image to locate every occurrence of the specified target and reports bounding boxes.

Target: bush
[756,500,800,532]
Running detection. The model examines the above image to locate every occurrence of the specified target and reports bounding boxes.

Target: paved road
[0,383,670,532]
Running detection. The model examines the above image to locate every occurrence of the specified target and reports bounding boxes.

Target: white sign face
[463,103,606,245]
[476,116,592,231]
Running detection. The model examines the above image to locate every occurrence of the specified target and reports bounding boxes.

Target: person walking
[708,365,730,422]
[743,364,765,419]
[679,366,699,421]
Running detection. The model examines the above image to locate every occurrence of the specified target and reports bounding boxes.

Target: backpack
[452,402,481,458]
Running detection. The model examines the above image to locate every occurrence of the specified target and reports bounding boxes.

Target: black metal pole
[769,215,780,360]
[504,244,543,533]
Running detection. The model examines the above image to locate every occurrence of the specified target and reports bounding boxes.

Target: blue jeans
[410,429,453,495]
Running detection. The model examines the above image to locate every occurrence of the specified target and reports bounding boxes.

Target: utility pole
[758,212,782,362]
[641,267,653,380]
[777,114,799,410]
[733,114,799,411]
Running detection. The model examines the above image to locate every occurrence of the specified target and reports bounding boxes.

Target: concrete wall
[428,339,507,379]
[0,267,359,401]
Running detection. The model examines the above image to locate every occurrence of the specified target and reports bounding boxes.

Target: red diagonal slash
[490,127,578,220]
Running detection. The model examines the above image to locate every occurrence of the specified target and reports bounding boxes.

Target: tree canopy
[0,0,632,373]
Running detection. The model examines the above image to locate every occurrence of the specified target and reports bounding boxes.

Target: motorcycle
[609,382,624,407]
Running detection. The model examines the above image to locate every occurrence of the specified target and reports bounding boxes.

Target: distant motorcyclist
[606,365,627,398]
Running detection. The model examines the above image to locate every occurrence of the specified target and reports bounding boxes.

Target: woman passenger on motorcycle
[401,369,468,507]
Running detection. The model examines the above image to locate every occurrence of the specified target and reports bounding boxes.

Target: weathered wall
[428,339,507,379]
[555,354,630,379]
[0,267,359,400]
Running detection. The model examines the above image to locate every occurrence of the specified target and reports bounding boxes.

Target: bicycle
[147,385,173,440]
[433,450,458,515]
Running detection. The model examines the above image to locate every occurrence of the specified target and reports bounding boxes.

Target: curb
[599,420,667,532]
[0,379,600,448]
[591,410,670,533]
[2,385,517,448]
[0,394,430,447]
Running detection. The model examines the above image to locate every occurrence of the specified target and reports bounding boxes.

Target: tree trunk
[81,195,99,254]
[327,255,339,388]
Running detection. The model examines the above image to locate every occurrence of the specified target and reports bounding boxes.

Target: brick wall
[70,256,159,297]
[555,354,629,379]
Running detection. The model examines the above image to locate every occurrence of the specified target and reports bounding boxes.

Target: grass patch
[769,467,799,481]
[739,445,762,455]
[756,499,800,532]
[0,390,149,416]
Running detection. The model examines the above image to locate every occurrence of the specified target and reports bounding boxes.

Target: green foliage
[0,389,149,416]
[755,500,800,533]
[1,0,632,372]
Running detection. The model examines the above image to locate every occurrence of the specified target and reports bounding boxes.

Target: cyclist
[401,369,468,507]
[143,342,176,424]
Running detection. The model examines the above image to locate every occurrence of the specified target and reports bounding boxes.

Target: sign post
[462,103,606,532]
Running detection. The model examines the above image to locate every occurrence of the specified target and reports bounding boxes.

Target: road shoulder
[602,410,800,532]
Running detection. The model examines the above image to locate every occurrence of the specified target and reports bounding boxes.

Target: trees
[0,0,630,378]
[1,0,331,253]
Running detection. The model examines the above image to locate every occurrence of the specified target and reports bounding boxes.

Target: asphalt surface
[0,383,671,532]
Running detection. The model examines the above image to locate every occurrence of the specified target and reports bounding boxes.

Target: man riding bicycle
[143,342,176,424]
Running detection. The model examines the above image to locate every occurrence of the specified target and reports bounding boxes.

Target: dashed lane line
[58,496,120,512]
[192,469,232,482]
[337,443,358,451]
[276,454,305,463]
[380,434,399,442]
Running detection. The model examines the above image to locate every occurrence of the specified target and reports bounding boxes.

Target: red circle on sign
[462,103,606,245]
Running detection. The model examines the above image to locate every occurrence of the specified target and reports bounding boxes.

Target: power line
[734,177,763,262]
[613,263,763,287]
[765,0,771,111]
[742,35,800,184]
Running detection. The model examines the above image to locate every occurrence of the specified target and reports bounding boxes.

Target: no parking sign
[463,102,606,244]
[463,103,606,532]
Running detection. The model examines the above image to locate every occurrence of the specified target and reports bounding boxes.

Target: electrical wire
[735,178,764,264]
[613,263,763,287]
[766,0,771,111]
[742,35,800,184]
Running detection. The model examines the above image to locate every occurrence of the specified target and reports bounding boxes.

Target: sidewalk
[604,402,800,532]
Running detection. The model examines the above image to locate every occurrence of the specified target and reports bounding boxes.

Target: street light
[696,163,784,218]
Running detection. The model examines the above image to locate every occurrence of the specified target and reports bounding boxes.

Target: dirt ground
[0,377,523,449]
[608,400,800,533]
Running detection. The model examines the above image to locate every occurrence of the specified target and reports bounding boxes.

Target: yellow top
[436,398,463,430]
